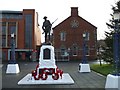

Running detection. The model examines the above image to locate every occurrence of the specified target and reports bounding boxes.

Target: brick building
[53,7,97,61]
[1,9,41,61]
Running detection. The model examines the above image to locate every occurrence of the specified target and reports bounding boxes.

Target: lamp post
[6,33,20,74]
[105,8,120,89]
[82,33,87,64]
[78,33,90,73]
[113,9,120,75]
[9,33,16,64]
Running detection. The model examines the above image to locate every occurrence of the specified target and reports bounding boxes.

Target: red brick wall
[1,9,41,61]
[53,7,97,60]
[17,19,25,49]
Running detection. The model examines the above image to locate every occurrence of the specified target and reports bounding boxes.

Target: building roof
[0,10,22,15]
[53,7,97,30]
[53,15,97,30]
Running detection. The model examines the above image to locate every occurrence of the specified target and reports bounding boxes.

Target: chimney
[71,7,78,16]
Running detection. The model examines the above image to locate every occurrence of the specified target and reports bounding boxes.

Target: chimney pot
[71,7,78,16]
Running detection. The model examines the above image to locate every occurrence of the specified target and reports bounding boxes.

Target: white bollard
[78,63,91,73]
[105,74,120,89]
[6,64,20,74]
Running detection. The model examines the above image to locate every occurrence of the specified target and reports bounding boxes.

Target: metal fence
[55,50,69,61]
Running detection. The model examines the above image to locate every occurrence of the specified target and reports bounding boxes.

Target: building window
[2,14,22,19]
[2,26,6,47]
[61,48,66,56]
[7,22,17,47]
[1,21,18,48]
[9,25,16,35]
[2,23,7,47]
[2,37,6,47]
[73,46,77,56]
[60,45,68,56]
[84,32,90,41]
[71,44,78,56]
[25,14,33,48]
[60,32,66,41]
[2,25,6,35]
[2,51,6,60]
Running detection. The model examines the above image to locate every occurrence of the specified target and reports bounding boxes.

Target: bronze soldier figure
[42,16,52,43]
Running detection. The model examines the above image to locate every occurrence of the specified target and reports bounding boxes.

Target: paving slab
[18,73,74,85]
[2,61,106,88]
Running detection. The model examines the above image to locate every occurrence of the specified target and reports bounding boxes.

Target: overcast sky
[0,0,118,42]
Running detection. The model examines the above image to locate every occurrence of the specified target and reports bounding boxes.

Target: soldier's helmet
[43,16,47,19]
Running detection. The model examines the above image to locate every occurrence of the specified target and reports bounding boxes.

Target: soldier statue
[42,16,52,43]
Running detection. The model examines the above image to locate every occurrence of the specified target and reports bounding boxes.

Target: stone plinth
[39,45,56,69]
[6,64,20,74]
[78,63,91,73]
[105,74,120,89]
[18,73,74,85]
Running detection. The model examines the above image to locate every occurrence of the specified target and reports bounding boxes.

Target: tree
[101,0,120,64]
[117,1,120,11]
[101,31,114,64]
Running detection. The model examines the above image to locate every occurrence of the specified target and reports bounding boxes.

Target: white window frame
[60,32,66,41]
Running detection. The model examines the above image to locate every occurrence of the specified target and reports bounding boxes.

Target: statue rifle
[42,18,58,34]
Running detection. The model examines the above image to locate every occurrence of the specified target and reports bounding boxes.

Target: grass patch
[90,64,114,76]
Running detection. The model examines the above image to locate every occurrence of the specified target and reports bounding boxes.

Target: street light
[6,33,20,74]
[78,33,90,73]
[105,8,120,89]
[82,33,87,64]
[9,33,16,64]
[113,8,120,75]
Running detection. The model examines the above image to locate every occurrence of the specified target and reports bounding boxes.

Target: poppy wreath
[59,70,63,79]
[36,64,39,70]
[52,73,59,80]
[33,74,41,80]
[49,68,54,74]
[56,66,58,70]
[41,72,48,80]
[56,68,63,79]
[56,67,60,73]
[31,70,37,76]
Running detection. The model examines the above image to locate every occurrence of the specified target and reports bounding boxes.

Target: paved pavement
[2,61,106,89]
